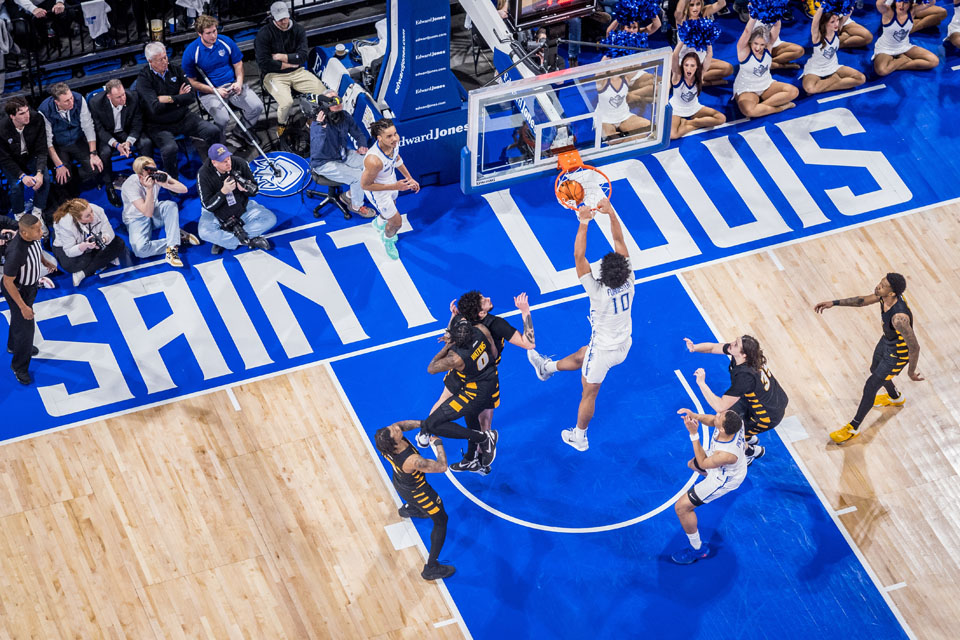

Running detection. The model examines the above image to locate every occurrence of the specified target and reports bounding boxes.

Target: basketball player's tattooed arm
[892,314,924,381]
[405,440,448,473]
[510,293,536,349]
[427,343,464,374]
[392,420,423,432]
[814,293,880,313]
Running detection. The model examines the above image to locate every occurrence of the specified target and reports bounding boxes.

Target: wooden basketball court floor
[2,202,958,639]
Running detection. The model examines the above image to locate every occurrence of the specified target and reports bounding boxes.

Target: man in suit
[0,97,51,220]
[137,41,222,181]
[89,79,153,204]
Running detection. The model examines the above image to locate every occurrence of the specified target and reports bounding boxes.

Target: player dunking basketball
[527,198,633,451]
[814,273,924,444]
[684,335,789,465]
[374,420,455,581]
[360,118,419,260]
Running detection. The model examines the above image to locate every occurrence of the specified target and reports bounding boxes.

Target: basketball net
[555,150,612,212]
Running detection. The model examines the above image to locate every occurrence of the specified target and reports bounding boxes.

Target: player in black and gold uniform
[684,334,789,465]
[419,317,499,467]
[814,272,924,444]
[431,290,537,474]
[374,420,455,581]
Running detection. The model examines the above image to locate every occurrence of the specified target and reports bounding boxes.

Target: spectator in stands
[8,0,80,53]
[255,1,328,138]
[121,156,198,267]
[89,79,153,198]
[0,96,51,221]
[196,143,276,254]
[309,92,374,218]
[138,41,222,181]
[183,14,264,144]
[51,197,125,287]
[38,82,117,206]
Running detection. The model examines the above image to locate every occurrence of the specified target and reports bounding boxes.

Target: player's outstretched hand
[682,413,700,435]
[514,292,530,313]
[677,407,696,420]
[683,337,695,352]
[577,204,595,223]
[813,300,833,314]
[429,435,442,445]
[449,299,458,316]
[908,370,925,382]
[694,367,706,384]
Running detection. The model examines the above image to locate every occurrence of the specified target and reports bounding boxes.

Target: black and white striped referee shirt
[2,232,43,288]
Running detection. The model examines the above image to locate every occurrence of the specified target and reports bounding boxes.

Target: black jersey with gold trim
[880,295,913,342]
[382,439,425,492]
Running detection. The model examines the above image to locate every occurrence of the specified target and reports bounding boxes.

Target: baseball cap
[208,143,232,161]
[270,2,290,21]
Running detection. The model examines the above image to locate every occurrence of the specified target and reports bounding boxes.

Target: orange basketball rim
[555,150,612,212]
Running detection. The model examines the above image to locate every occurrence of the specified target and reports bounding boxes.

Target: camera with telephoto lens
[142,165,169,183]
[219,214,250,245]
[86,230,106,250]
[228,170,259,196]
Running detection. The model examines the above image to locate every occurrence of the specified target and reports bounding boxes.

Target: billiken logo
[251,152,311,196]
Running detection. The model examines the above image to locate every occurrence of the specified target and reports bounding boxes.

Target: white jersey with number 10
[581,271,634,350]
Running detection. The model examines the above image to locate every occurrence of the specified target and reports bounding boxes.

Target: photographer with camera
[197,144,276,254]
[309,91,374,218]
[51,198,125,287]
[121,157,199,268]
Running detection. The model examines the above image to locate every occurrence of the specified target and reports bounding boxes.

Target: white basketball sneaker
[561,427,588,451]
[527,349,555,381]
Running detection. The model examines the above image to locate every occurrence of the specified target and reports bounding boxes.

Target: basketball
[558,179,585,206]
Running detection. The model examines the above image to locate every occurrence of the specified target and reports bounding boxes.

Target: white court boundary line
[817,84,886,104]
[439,370,707,534]
[676,272,916,640]
[6,191,960,449]
[326,362,473,640]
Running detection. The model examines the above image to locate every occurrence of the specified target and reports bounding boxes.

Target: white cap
[270,1,290,21]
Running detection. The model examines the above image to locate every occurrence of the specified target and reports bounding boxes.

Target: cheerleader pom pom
[747,0,790,24]
[820,0,855,14]
[676,18,722,52]
[614,0,661,26]
[600,30,650,59]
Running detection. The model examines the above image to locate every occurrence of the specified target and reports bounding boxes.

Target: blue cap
[208,143,232,161]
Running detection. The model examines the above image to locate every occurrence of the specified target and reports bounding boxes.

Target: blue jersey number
[612,292,631,314]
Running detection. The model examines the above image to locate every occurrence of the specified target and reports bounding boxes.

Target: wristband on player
[689,433,699,442]
[55,164,64,169]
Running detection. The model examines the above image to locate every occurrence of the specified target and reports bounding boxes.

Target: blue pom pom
[747,0,790,24]
[820,0,855,13]
[677,18,722,52]
[614,0,660,26]
[600,30,650,59]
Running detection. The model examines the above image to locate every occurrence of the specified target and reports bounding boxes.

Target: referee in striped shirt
[2,214,53,385]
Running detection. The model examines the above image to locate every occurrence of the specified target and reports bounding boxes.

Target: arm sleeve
[197,166,226,213]
[722,343,731,355]
[54,221,86,257]
[137,72,162,117]
[41,113,54,149]
[182,43,198,79]
[170,67,196,106]
[80,98,96,144]
[290,25,308,65]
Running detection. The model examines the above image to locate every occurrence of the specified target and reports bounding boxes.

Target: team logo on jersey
[823,47,837,60]
[250,151,311,197]
[681,89,697,103]
[609,94,625,108]
[893,29,908,43]
[753,64,768,77]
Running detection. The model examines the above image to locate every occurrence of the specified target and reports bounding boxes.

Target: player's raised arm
[597,198,628,258]
[403,437,448,473]
[427,342,464,374]
[573,204,594,278]
[683,338,725,354]
[814,293,881,313]
[510,293,536,349]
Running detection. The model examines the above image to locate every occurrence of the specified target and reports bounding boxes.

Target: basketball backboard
[460,47,673,194]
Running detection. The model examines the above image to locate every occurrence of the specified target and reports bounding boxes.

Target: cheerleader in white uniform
[608,19,662,105]
[911,0,947,32]
[946,0,960,47]
[596,72,652,142]
[733,18,798,118]
[669,44,726,139]
[838,11,874,48]
[758,19,805,70]
[872,0,939,76]
[802,6,866,94]
[674,0,734,84]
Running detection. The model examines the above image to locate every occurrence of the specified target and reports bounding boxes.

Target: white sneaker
[561,427,588,451]
[72,270,86,287]
[415,431,431,448]
[746,435,759,446]
[527,349,554,381]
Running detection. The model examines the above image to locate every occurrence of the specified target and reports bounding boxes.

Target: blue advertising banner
[377,0,463,119]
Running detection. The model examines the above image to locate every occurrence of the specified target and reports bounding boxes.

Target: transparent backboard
[464,47,673,192]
